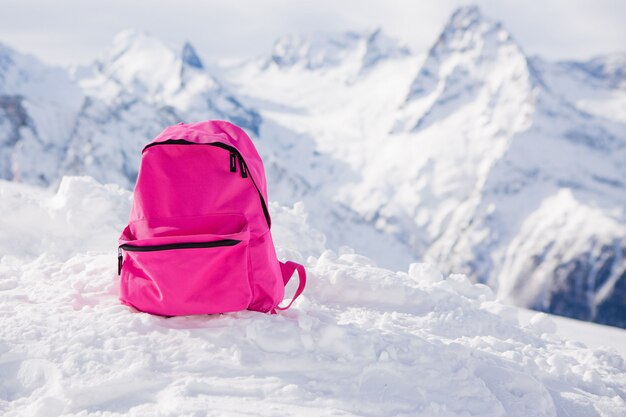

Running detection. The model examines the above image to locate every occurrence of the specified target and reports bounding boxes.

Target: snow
[264,29,409,73]
[531,55,626,124]
[496,189,626,307]
[1,176,626,416]
[518,309,626,357]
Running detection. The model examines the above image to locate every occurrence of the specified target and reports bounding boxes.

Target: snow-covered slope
[393,6,626,327]
[400,8,626,327]
[1,176,625,417]
[0,30,261,188]
[62,30,261,187]
[0,43,84,185]
[264,28,410,74]
[0,7,625,328]
[221,6,626,328]
[531,53,626,124]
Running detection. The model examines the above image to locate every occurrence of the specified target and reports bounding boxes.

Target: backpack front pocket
[118,226,251,316]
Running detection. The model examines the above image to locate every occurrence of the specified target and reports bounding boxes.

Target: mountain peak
[400,6,534,132]
[104,29,177,73]
[431,5,513,57]
[448,5,483,30]
[112,28,146,45]
[90,30,183,98]
[405,5,528,99]
[268,31,361,70]
[182,41,204,69]
[109,29,166,57]
[362,28,411,70]
[266,29,410,72]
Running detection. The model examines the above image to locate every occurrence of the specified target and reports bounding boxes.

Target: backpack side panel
[248,231,284,312]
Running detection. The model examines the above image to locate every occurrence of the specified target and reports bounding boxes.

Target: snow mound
[0,177,130,259]
[1,177,625,416]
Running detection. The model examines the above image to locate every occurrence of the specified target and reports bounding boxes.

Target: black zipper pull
[229,151,237,173]
[238,155,248,178]
[118,248,123,275]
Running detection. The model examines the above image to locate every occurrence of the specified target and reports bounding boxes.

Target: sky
[0,0,624,67]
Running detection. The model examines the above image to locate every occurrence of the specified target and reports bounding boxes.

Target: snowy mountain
[0,30,260,187]
[393,6,626,326]
[0,7,625,330]
[222,6,626,328]
[0,43,84,185]
[264,28,410,74]
[64,30,262,187]
[1,176,625,416]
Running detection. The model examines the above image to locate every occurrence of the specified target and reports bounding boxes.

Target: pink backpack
[117,120,306,316]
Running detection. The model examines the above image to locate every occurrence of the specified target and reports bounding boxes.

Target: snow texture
[1,176,625,416]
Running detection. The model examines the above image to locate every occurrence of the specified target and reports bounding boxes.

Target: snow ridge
[265,28,410,73]
[400,5,534,133]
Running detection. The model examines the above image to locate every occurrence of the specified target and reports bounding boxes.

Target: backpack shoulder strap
[273,260,307,312]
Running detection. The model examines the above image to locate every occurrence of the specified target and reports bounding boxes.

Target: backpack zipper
[229,151,237,173]
[237,154,248,178]
[143,139,269,227]
[118,239,240,275]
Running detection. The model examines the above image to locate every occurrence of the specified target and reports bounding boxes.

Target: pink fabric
[147,121,269,209]
[118,120,305,316]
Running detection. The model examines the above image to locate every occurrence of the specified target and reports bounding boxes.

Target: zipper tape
[117,239,240,275]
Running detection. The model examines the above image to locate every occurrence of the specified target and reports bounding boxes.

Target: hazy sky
[1,0,624,67]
